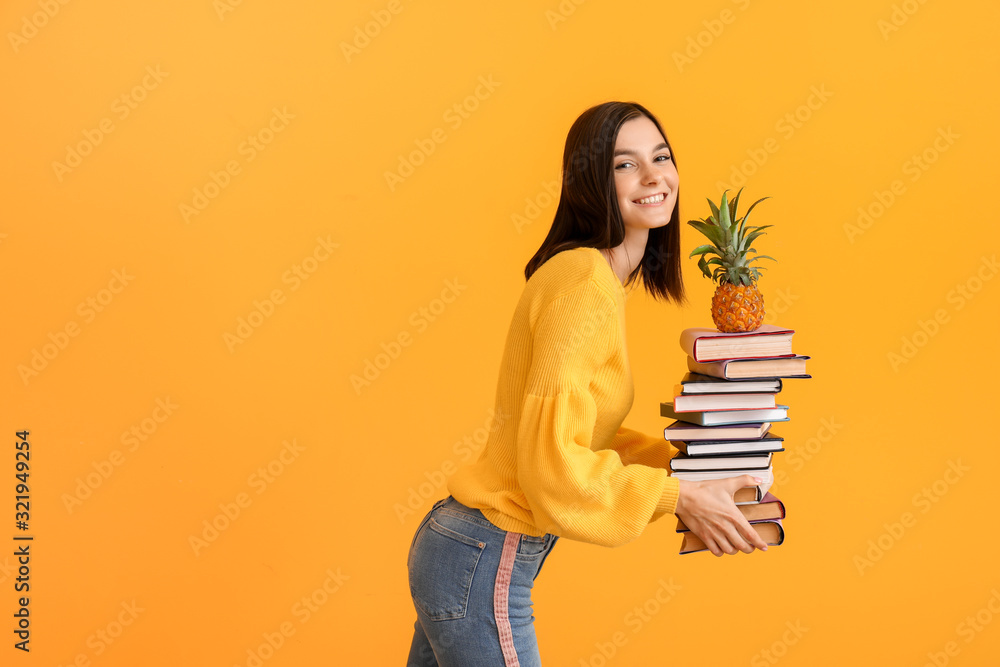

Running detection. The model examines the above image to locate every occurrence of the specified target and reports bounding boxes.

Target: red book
[680,324,796,362]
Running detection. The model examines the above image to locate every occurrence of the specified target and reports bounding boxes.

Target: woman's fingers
[726,474,764,498]
[697,514,752,556]
[676,477,771,555]
[719,524,754,555]
[724,475,769,552]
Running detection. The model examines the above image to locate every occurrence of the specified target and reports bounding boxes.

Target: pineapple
[688,188,775,333]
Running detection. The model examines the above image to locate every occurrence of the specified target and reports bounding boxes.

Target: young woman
[406,101,768,666]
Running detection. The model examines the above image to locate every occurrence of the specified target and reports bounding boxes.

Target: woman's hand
[674,475,770,557]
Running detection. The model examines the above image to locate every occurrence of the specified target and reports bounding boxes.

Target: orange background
[3,1,1000,665]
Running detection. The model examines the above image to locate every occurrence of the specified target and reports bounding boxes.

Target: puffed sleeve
[514,279,679,547]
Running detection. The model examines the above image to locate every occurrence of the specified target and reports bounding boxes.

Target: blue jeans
[406,496,559,666]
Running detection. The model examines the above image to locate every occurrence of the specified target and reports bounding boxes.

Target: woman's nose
[640,162,661,185]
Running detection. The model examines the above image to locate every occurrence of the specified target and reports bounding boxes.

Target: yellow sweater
[448,247,680,547]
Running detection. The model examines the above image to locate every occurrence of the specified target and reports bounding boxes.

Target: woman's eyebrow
[613,142,669,158]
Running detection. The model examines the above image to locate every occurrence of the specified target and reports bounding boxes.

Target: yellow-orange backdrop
[3,1,999,665]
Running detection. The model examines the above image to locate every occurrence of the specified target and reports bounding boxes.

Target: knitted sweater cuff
[655,475,680,517]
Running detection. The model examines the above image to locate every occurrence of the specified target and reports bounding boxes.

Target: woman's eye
[616,156,671,170]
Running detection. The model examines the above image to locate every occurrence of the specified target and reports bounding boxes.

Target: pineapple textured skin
[712,282,765,333]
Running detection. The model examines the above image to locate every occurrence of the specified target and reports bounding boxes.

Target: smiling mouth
[632,192,667,205]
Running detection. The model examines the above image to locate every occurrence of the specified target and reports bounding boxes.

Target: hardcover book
[661,402,789,426]
[670,468,773,503]
[670,432,785,457]
[687,355,811,380]
[671,389,776,412]
[680,324,795,362]
[664,421,772,441]
[679,519,784,554]
[669,452,773,472]
[678,372,783,394]
[675,492,786,531]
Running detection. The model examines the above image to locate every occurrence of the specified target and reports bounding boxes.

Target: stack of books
[660,324,811,554]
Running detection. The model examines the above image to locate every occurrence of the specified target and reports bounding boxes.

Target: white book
[669,468,773,504]
[670,452,773,472]
[672,392,776,412]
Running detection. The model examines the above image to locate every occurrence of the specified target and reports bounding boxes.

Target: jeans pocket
[408,516,486,621]
[516,534,550,559]
[406,498,448,557]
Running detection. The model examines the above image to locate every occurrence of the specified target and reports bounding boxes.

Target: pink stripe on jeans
[494,531,521,666]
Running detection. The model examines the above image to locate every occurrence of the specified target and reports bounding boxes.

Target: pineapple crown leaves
[687,188,776,286]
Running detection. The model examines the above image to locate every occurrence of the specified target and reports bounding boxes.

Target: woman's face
[612,115,679,233]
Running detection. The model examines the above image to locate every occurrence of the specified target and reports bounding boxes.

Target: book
[661,402,789,426]
[670,432,785,457]
[670,467,772,482]
[669,452,772,472]
[671,389,776,412]
[678,372,783,394]
[676,492,786,531]
[733,485,767,504]
[664,420,772,441]
[687,355,811,380]
[680,325,795,362]
[679,519,784,554]
[670,468,773,503]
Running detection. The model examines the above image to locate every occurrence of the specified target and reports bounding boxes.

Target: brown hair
[524,101,686,305]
